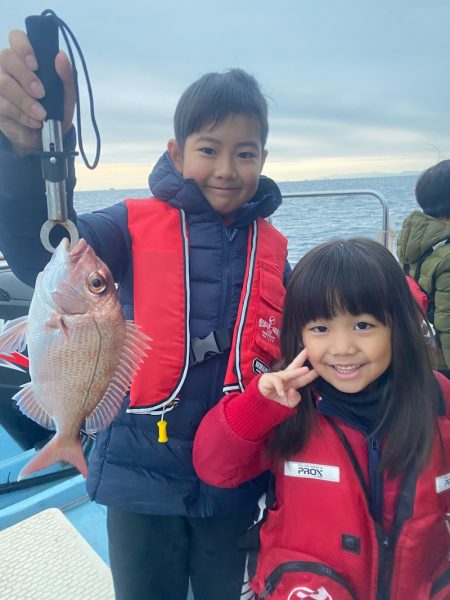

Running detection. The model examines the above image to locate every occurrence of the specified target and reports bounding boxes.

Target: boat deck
[0,431,110,565]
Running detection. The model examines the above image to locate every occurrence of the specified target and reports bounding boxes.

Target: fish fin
[0,315,28,353]
[18,435,87,480]
[84,320,151,433]
[13,383,54,430]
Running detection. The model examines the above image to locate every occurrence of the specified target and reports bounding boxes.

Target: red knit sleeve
[224,375,295,441]
[193,376,295,488]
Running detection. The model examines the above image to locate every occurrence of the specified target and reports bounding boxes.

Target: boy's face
[168,114,267,216]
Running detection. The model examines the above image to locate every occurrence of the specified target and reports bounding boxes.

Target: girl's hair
[267,238,441,476]
[173,68,268,150]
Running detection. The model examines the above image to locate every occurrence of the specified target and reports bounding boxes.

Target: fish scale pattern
[0,508,114,599]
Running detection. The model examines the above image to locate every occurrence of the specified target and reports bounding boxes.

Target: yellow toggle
[157,419,168,443]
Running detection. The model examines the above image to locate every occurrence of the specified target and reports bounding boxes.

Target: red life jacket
[406,274,429,317]
[125,198,287,414]
[251,408,450,600]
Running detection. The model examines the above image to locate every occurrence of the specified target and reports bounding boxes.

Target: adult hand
[258,348,318,408]
[0,29,75,155]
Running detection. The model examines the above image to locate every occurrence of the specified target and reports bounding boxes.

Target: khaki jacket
[397,210,450,369]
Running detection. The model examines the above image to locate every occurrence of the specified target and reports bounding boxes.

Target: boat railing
[281,188,395,251]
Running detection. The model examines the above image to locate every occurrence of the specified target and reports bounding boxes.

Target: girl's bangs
[296,243,390,326]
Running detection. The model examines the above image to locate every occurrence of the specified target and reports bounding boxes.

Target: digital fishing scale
[25,10,100,253]
[23,12,168,442]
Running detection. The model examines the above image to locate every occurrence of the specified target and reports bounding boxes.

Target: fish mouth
[68,238,90,261]
[53,238,89,263]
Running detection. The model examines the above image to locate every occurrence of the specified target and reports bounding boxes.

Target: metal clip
[38,120,79,252]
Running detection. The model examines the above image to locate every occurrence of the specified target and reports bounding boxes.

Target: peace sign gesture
[257,348,318,408]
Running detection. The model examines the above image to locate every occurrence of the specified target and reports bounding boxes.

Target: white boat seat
[0,507,114,599]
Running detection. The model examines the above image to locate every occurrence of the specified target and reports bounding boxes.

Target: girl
[193,238,450,600]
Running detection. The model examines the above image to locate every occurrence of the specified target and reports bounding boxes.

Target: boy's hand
[0,29,75,155]
[257,349,318,408]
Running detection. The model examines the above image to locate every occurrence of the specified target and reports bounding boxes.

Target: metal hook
[40,219,79,253]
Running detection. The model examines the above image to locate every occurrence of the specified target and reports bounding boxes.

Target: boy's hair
[173,68,268,150]
[268,238,440,475]
[416,159,450,218]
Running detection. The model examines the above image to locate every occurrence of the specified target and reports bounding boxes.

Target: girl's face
[301,311,392,393]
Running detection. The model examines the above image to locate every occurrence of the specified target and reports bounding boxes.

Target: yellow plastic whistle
[157,419,168,443]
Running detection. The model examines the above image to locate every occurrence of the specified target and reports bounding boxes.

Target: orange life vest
[125,198,287,414]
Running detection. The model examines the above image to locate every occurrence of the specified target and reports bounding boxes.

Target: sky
[1,0,450,190]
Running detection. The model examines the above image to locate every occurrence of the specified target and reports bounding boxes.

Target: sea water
[74,174,419,266]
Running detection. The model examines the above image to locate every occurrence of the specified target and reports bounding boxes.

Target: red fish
[0,238,150,479]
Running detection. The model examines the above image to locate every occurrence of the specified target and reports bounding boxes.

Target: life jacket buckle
[189,328,232,367]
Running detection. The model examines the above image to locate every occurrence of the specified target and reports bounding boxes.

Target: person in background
[398,160,450,371]
[0,30,290,600]
[194,238,450,600]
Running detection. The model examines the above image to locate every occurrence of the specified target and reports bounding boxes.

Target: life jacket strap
[189,328,233,367]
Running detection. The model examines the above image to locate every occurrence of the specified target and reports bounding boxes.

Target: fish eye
[87,272,107,294]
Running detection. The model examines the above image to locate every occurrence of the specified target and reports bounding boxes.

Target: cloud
[1,0,449,188]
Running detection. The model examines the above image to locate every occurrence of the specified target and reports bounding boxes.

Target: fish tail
[18,435,88,480]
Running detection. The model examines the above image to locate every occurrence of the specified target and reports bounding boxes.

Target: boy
[0,31,290,600]
[397,160,450,371]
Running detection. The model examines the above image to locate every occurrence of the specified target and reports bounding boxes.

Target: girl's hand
[257,348,318,408]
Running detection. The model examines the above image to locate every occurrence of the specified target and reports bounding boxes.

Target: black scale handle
[25,15,64,122]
